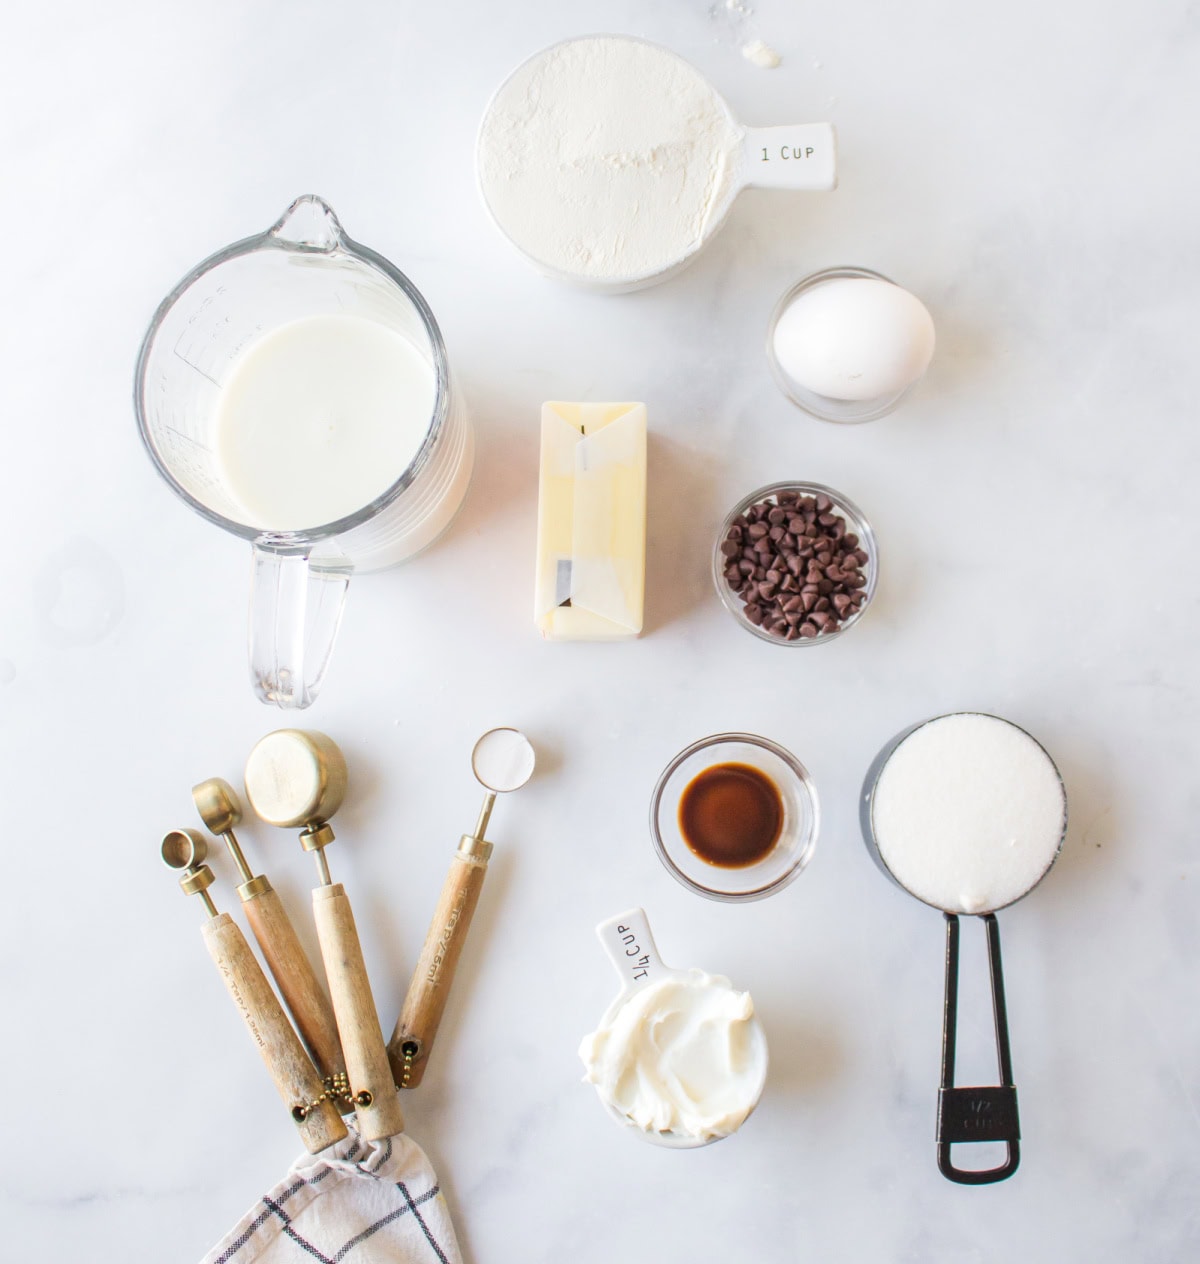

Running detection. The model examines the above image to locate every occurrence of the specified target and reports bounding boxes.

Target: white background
[2,1,1198,1260]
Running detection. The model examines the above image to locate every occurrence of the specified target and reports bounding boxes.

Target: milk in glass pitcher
[135,196,473,708]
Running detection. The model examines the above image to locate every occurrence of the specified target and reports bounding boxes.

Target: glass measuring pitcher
[135,195,473,708]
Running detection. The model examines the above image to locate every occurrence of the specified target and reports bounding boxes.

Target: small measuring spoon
[860,712,1068,1185]
[193,777,347,1095]
[584,908,768,1148]
[478,35,836,292]
[388,727,535,1088]
[160,829,346,1154]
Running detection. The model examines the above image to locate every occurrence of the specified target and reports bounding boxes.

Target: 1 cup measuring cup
[579,908,768,1148]
[860,712,1068,1184]
[135,195,474,708]
[477,35,837,292]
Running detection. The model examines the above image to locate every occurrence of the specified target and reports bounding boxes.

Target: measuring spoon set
[161,726,535,1153]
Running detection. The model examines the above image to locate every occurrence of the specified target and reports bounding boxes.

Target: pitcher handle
[248,544,350,709]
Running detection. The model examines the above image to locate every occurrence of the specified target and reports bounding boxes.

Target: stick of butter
[534,401,647,640]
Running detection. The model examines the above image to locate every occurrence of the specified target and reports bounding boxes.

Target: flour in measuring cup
[478,37,742,285]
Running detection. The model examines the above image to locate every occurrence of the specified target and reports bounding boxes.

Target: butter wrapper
[534,401,647,640]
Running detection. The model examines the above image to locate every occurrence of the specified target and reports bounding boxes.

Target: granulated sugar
[870,713,1066,914]
[477,36,741,285]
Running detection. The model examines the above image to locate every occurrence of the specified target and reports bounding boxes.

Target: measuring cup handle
[596,908,666,991]
[248,544,350,709]
[937,913,1021,1184]
[740,124,837,192]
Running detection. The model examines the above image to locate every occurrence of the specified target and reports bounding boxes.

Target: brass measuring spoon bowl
[244,729,347,829]
[161,828,208,871]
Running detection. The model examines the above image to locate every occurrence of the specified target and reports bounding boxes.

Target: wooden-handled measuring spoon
[193,777,348,1100]
[244,730,405,1142]
[161,829,346,1154]
[388,727,535,1089]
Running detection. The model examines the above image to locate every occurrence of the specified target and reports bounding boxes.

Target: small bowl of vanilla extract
[650,733,819,901]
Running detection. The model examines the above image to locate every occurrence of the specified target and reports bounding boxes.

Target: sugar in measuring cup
[478,35,837,292]
[579,908,768,1147]
[135,195,474,708]
[860,712,1068,1184]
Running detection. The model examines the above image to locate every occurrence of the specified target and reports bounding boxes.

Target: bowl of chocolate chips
[713,481,877,644]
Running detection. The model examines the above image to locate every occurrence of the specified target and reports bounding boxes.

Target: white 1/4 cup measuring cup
[477,35,837,293]
[135,195,474,709]
[582,908,769,1148]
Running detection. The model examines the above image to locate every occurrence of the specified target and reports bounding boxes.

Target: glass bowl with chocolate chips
[713,482,878,644]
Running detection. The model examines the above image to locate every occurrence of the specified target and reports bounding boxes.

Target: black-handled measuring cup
[860,712,1068,1185]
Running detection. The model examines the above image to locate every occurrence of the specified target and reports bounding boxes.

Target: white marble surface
[3,1,1199,1259]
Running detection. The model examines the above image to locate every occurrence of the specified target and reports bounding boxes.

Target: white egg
[772,277,936,402]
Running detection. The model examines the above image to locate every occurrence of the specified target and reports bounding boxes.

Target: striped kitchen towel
[203,1130,461,1264]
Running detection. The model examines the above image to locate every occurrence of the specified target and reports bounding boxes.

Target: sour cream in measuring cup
[580,909,768,1146]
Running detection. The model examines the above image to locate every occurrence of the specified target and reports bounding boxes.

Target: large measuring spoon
[193,777,347,1098]
[582,908,768,1148]
[245,729,405,1141]
[160,829,346,1154]
[478,35,836,292]
[860,712,1068,1184]
[388,727,535,1088]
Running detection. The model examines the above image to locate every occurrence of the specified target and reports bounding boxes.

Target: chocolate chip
[723,488,870,638]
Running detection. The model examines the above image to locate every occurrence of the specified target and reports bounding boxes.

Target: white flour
[477,36,741,285]
[742,40,781,69]
[471,727,535,792]
[870,713,1066,914]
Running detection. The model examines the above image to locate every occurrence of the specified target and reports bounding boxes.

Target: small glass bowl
[713,481,878,646]
[766,265,923,423]
[650,733,818,901]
